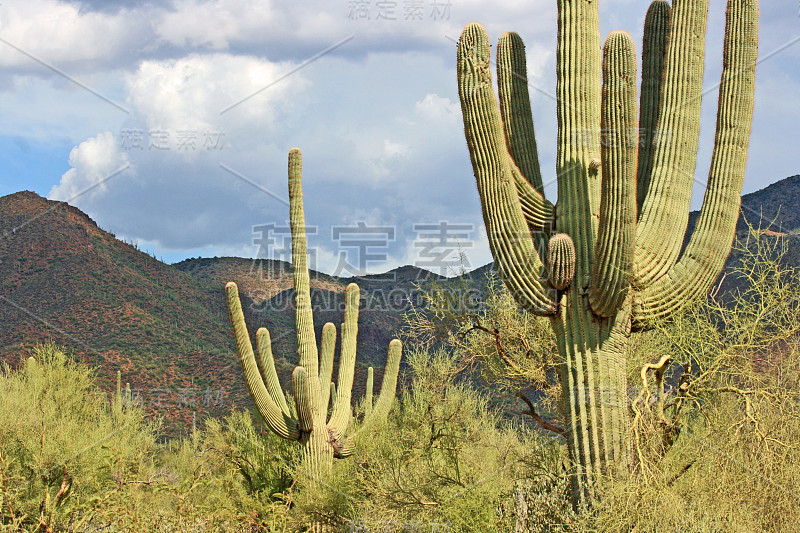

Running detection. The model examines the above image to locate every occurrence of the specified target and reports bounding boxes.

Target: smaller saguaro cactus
[113,370,131,415]
[226,148,402,485]
[116,370,122,403]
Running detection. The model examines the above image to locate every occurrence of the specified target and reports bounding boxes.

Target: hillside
[1,175,798,433]
[686,175,800,292]
[0,191,244,433]
[173,257,444,370]
[0,192,443,433]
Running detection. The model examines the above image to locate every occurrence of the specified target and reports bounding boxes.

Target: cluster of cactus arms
[456,0,758,509]
[225,148,402,486]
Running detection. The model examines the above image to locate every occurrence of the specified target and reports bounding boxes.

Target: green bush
[0,343,157,531]
[0,344,294,532]
[294,348,572,533]
[582,234,800,532]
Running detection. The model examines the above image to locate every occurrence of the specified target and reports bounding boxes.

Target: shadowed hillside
[0,191,244,433]
[0,192,442,433]
[1,174,798,433]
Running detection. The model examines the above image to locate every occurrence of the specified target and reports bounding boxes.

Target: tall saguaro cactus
[226,148,402,487]
[456,0,758,508]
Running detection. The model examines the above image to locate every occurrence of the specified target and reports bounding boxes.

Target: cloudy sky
[1,0,797,276]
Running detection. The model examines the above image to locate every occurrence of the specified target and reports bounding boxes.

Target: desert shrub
[202,409,297,500]
[0,343,158,531]
[404,272,565,438]
[582,233,800,532]
[140,411,294,532]
[581,389,800,533]
[297,348,571,533]
[0,344,295,532]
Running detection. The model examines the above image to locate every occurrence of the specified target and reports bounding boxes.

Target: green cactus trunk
[552,299,631,506]
[456,0,758,510]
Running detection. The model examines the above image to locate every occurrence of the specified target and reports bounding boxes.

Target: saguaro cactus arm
[634,1,709,287]
[116,370,122,403]
[497,32,545,194]
[457,23,558,316]
[589,31,638,317]
[368,339,402,422]
[318,322,336,415]
[634,0,758,324]
[328,284,360,436]
[364,366,374,417]
[226,282,300,441]
[511,165,556,233]
[337,338,402,458]
[496,33,555,232]
[548,233,576,291]
[256,328,292,417]
[636,1,671,212]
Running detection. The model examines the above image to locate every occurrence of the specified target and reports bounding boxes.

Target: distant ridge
[687,174,800,236]
[1,174,798,433]
[0,191,449,433]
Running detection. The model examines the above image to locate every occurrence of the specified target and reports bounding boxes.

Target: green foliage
[0,343,157,530]
[405,272,561,417]
[0,344,294,532]
[202,410,297,498]
[578,391,800,532]
[327,349,565,532]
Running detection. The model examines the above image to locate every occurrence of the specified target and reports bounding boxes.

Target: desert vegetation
[4,0,799,531]
[1,231,799,531]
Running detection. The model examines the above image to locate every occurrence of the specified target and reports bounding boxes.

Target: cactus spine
[226,148,402,489]
[456,0,758,509]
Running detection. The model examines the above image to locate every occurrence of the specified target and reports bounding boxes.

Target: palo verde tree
[456,0,758,509]
[225,148,402,494]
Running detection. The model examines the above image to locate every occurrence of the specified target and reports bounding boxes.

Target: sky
[1,0,797,277]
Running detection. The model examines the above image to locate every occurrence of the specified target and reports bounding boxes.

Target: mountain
[0,175,798,433]
[0,192,442,433]
[686,175,800,292]
[685,174,800,237]
[0,191,242,432]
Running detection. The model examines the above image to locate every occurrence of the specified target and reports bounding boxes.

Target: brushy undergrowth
[0,343,295,532]
[290,349,573,532]
[2,233,799,532]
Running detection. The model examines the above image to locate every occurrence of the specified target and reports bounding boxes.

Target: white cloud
[414,93,459,120]
[0,0,145,69]
[46,52,310,253]
[383,139,409,158]
[125,53,306,134]
[154,0,277,50]
[49,131,130,201]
